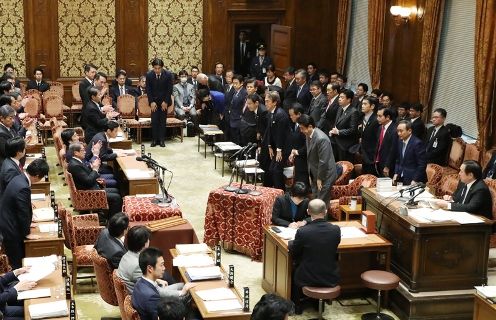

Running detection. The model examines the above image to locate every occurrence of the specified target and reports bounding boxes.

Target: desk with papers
[115,152,158,195]
[108,128,132,149]
[262,221,392,300]
[25,152,51,195]
[474,287,496,320]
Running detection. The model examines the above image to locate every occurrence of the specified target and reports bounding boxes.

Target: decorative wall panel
[0,1,26,77]
[58,0,116,77]
[148,0,203,72]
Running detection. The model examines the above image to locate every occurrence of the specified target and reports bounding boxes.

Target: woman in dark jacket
[271,182,310,227]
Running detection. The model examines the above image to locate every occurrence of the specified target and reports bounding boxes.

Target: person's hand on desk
[433,199,449,209]
[443,195,453,201]
[296,220,307,228]
[14,280,37,292]
[288,222,298,229]
[181,282,197,296]
[26,234,41,240]
[14,266,31,276]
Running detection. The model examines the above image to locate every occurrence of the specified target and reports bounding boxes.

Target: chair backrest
[113,270,129,320]
[123,295,140,320]
[47,81,64,97]
[335,161,354,186]
[63,209,77,250]
[117,94,136,118]
[448,138,466,170]
[426,164,443,197]
[484,178,496,221]
[91,249,118,306]
[23,97,41,117]
[0,254,11,274]
[44,95,64,118]
[57,205,73,250]
[463,143,480,162]
[137,95,150,117]
[72,81,81,102]
[23,88,42,101]
[102,95,112,106]
[19,82,26,96]
[482,150,494,169]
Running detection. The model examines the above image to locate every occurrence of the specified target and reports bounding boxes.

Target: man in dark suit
[187,66,200,89]
[79,63,98,113]
[306,63,319,82]
[262,91,291,190]
[26,67,50,92]
[240,92,267,146]
[227,75,247,145]
[0,159,49,268]
[289,199,341,314]
[85,120,119,163]
[307,81,327,124]
[393,120,427,185]
[82,87,119,143]
[234,31,253,76]
[110,69,136,105]
[294,69,312,112]
[425,108,451,166]
[271,182,310,227]
[435,160,493,219]
[483,152,496,179]
[0,137,24,194]
[213,62,226,87]
[375,107,398,178]
[352,83,368,109]
[317,83,340,134]
[133,76,147,97]
[330,89,359,162]
[145,58,173,147]
[94,212,129,269]
[67,142,122,217]
[298,114,337,206]
[409,102,427,140]
[0,105,28,168]
[288,104,309,187]
[282,67,298,111]
[360,96,380,175]
[132,248,195,320]
[250,44,273,81]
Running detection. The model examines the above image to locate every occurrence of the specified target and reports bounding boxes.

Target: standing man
[234,31,253,76]
[282,67,298,111]
[409,103,427,140]
[307,80,327,124]
[317,83,340,134]
[82,87,119,144]
[79,63,98,110]
[352,83,368,109]
[307,63,319,82]
[0,137,25,194]
[330,89,359,162]
[213,62,226,87]
[425,108,451,166]
[0,158,49,268]
[250,44,273,81]
[298,114,336,206]
[394,120,427,185]
[146,58,173,147]
[289,199,341,314]
[227,75,247,145]
[374,107,398,178]
[288,103,309,186]
[26,67,50,92]
[187,66,200,89]
[359,96,379,175]
[294,69,312,112]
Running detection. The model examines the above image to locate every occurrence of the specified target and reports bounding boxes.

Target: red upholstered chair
[166,99,184,142]
[117,94,140,140]
[329,174,377,220]
[57,205,72,250]
[71,81,83,127]
[426,164,443,197]
[334,161,354,186]
[124,295,140,320]
[0,254,11,274]
[91,249,118,306]
[483,179,496,248]
[65,171,109,213]
[441,138,466,177]
[136,95,151,143]
[113,270,130,320]
[23,96,42,118]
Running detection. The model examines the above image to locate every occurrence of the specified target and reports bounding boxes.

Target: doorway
[233,24,271,76]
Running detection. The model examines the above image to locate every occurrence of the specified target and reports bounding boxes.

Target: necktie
[297,86,302,98]
[487,159,496,178]
[460,185,468,204]
[120,86,124,96]
[183,84,189,105]
[37,82,40,90]
[375,125,385,162]
[156,74,160,80]
[402,141,407,158]
[429,128,437,142]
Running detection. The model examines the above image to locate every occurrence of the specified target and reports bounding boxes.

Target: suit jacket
[26,79,50,92]
[67,157,100,190]
[145,70,173,106]
[249,55,273,80]
[0,124,16,168]
[206,75,225,93]
[425,125,451,166]
[132,278,160,320]
[263,107,291,156]
[483,153,496,179]
[172,82,195,108]
[317,96,340,134]
[85,132,116,162]
[82,101,109,143]
[0,271,19,313]
[271,193,309,227]
[234,41,254,74]
[110,85,136,105]
[307,128,337,183]
[411,117,427,140]
[94,229,126,269]
[187,77,198,89]
[79,78,93,109]
[451,180,493,219]
[282,79,298,110]
[0,174,32,243]
[360,113,379,165]
[229,88,247,128]
[296,83,312,112]
[288,122,307,177]
[255,104,268,140]
[307,94,327,124]
[376,122,398,176]
[395,135,427,184]
[289,219,341,287]
[332,105,360,151]
[133,86,146,97]
[0,157,22,194]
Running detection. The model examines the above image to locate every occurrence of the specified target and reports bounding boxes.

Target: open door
[270,25,292,80]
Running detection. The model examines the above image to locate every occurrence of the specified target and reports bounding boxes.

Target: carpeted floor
[48,134,495,319]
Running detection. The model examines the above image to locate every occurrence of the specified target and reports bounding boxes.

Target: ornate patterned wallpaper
[148,0,203,72]
[0,2,26,77]
[58,0,116,77]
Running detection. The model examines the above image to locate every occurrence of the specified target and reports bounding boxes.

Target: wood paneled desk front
[115,155,158,195]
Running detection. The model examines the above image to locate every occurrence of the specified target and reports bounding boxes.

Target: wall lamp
[390,5,424,25]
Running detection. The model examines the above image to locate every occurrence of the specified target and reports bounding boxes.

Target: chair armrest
[73,213,100,226]
[73,190,109,210]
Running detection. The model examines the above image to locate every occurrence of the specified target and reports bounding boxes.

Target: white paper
[340,226,367,239]
[32,207,55,222]
[203,299,243,312]
[449,211,484,224]
[138,117,151,123]
[186,266,222,281]
[408,208,484,224]
[173,254,214,267]
[29,300,68,319]
[17,288,51,300]
[38,223,58,233]
[24,255,58,267]
[125,169,154,179]
[176,243,210,255]
[475,286,496,298]
[114,149,137,156]
[135,194,157,198]
[235,159,259,167]
[276,227,297,240]
[18,257,56,282]
[196,288,237,301]
[30,193,46,201]
[26,153,43,159]
[108,137,124,142]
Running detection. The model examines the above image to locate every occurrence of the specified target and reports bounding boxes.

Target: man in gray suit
[298,114,337,207]
[173,70,197,124]
[307,80,327,124]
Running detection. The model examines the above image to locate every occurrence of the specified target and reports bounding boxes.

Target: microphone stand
[236,152,251,194]
[249,150,261,196]
[405,188,426,208]
[150,163,172,206]
[224,146,247,192]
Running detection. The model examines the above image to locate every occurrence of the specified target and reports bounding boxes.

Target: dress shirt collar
[73,157,83,164]
[465,180,476,193]
[329,95,337,104]
[142,276,158,288]
[313,93,322,100]
[10,157,20,166]
[289,78,295,86]
[342,104,351,113]
[384,120,392,131]
[309,128,315,139]
[411,117,419,123]
[85,77,93,84]
[363,111,373,123]
[403,134,412,146]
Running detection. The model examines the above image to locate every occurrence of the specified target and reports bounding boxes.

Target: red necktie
[375,125,385,162]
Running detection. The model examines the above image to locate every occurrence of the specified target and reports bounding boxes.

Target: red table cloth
[123,195,182,222]
[203,183,283,261]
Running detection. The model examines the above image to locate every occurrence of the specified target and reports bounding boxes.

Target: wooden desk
[24,154,51,194]
[340,204,362,221]
[473,293,496,320]
[171,249,251,320]
[198,125,224,158]
[26,142,44,154]
[262,221,392,300]
[109,128,132,149]
[213,142,242,177]
[23,258,70,320]
[25,199,65,257]
[115,155,158,195]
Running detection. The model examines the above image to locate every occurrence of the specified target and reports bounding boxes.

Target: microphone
[136,156,169,171]
[229,143,253,159]
[244,143,257,155]
[400,182,426,196]
[406,187,426,207]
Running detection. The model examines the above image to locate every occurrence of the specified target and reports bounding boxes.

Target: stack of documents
[204,299,243,312]
[186,266,222,281]
[31,193,46,201]
[176,243,211,255]
[408,208,484,224]
[24,255,58,267]
[340,227,367,239]
[475,286,496,303]
[126,169,154,179]
[108,136,124,142]
[29,300,68,319]
[197,288,243,312]
[32,207,55,222]
[17,288,51,300]
[19,255,57,282]
[38,223,58,233]
[274,227,297,240]
[173,254,214,267]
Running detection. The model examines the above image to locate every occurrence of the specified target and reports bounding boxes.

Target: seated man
[288,199,341,314]
[132,248,196,320]
[157,297,187,320]
[67,142,122,217]
[0,233,37,320]
[251,293,294,320]
[94,212,129,269]
[26,67,50,92]
[434,160,493,219]
[271,181,310,228]
[85,120,119,163]
[173,70,197,124]
[0,137,25,194]
[118,226,183,296]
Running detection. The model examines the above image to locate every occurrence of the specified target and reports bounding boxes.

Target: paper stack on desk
[32,207,55,222]
[126,169,154,179]
[29,300,68,319]
[19,255,57,282]
[176,243,211,255]
[196,288,243,312]
[203,299,243,312]
[17,288,51,300]
[30,193,46,201]
[340,226,367,239]
[38,223,58,233]
[24,254,58,267]
[173,254,214,267]
[108,136,124,142]
[186,266,222,281]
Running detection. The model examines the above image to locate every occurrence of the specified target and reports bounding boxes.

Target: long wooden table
[262,221,392,300]
[115,154,158,195]
[109,128,133,149]
[473,293,496,320]
[171,249,251,320]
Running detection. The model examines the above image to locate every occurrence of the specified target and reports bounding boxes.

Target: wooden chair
[57,204,72,250]
[0,254,11,274]
[41,97,68,143]
[123,295,140,320]
[23,96,42,118]
[47,81,64,97]
[71,81,83,127]
[65,171,109,213]
[113,270,130,320]
[91,249,118,306]
[136,95,151,143]
[329,174,377,220]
